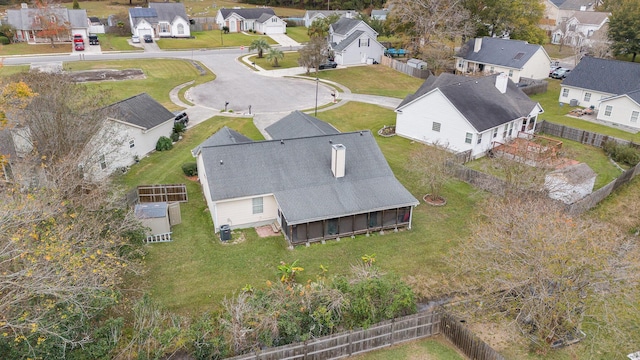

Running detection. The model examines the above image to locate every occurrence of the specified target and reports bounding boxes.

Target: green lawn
[63,59,214,111]
[0,65,29,76]
[97,34,139,52]
[119,102,479,313]
[353,337,464,360]
[531,79,640,143]
[543,43,577,60]
[0,42,70,56]
[247,51,300,70]
[157,30,276,50]
[316,65,424,98]
[285,26,310,44]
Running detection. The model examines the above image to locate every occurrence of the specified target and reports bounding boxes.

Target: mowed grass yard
[0,42,71,56]
[285,26,311,44]
[248,51,300,70]
[63,59,214,111]
[316,65,424,98]
[120,103,480,313]
[157,31,276,50]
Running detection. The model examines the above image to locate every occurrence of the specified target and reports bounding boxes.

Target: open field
[63,59,214,111]
[316,65,424,98]
[157,30,276,50]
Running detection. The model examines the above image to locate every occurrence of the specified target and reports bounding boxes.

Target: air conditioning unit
[569,99,579,106]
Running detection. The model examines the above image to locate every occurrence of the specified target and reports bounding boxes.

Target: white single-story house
[329,17,385,65]
[370,9,389,21]
[395,73,543,159]
[6,5,88,43]
[215,8,285,34]
[303,10,357,27]
[455,37,552,83]
[88,93,176,180]
[192,123,418,246]
[129,2,190,38]
[559,57,640,130]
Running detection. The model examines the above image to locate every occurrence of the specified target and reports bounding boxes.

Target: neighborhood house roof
[256,13,276,23]
[559,0,598,10]
[265,111,340,139]
[371,9,389,17]
[7,7,88,30]
[105,93,175,130]
[398,73,539,132]
[332,30,365,52]
[219,8,276,20]
[330,17,364,35]
[135,202,168,219]
[562,57,640,96]
[570,11,609,25]
[306,10,355,19]
[191,126,252,156]
[198,131,418,224]
[456,37,543,69]
[149,2,188,22]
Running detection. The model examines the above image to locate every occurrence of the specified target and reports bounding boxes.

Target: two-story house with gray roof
[328,17,385,65]
[192,119,418,246]
[395,73,544,159]
[129,2,190,39]
[542,0,603,28]
[6,4,88,43]
[215,8,285,34]
[455,37,552,83]
[559,57,640,130]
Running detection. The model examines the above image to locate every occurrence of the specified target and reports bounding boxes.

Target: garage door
[138,29,153,37]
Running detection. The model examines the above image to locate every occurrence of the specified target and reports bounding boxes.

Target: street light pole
[315,77,319,117]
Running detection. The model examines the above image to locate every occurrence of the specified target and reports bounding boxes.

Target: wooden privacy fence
[380,57,431,79]
[440,312,505,360]
[536,120,640,149]
[137,184,188,203]
[226,309,503,360]
[517,77,548,96]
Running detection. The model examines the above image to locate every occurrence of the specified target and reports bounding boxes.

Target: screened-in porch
[281,206,413,245]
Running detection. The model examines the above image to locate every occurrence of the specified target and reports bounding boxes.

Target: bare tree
[298,36,330,75]
[454,194,640,352]
[407,141,457,204]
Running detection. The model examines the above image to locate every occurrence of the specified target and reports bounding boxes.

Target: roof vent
[220,160,223,165]
[329,139,333,144]
[280,139,284,144]
[359,131,363,136]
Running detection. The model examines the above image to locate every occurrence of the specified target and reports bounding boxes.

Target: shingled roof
[265,111,339,140]
[456,37,544,70]
[198,131,418,224]
[105,93,175,130]
[149,2,188,23]
[191,126,252,156]
[218,8,276,21]
[330,17,364,35]
[7,7,87,30]
[397,73,539,132]
[562,57,640,95]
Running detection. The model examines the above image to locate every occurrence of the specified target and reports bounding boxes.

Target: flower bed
[378,125,396,137]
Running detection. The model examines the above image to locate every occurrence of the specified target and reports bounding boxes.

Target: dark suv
[143,34,153,43]
[88,35,99,45]
[319,61,338,70]
[174,111,189,125]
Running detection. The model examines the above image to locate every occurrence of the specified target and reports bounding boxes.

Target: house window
[477,134,482,144]
[465,132,472,144]
[432,122,441,132]
[489,66,494,73]
[177,24,184,35]
[50,15,56,23]
[159,22,169,33]
[502,125,508,138]
[584,92,591,102]
[631,111,639,123]
[508,69,513,77]
[129,139,135,148]
[569,24,576,31]
[272,17,277,22]
[34,17,41,25]
[508,122,514,136]
[492,128,498,138]
[562,88,569,97]
[252,197,263,214]
[99,155,107,170]
[458,61,463,68]
[358,38,370,47]
[604,105,612,116]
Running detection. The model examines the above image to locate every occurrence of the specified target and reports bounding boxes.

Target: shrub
[173,123,186,134]
[182,162,198,177]
[0,36,9,45]
[170,132,180,142]
[156,136,173,151]
[602,140,640,166]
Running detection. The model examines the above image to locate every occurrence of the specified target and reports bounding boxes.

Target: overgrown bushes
[602,140,640,166]
[0,36,9,45]
[182,162,198,177]
[156,136,173,151]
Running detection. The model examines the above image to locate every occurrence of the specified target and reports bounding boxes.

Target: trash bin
[220,224,231,241]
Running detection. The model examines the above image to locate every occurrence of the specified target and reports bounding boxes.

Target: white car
[131,35,140,43]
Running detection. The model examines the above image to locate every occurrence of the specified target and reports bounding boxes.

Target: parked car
[551,68,571,79]
[131,35,140,43]
[88,35,99,45]
[318,61,338,70]
[73,34,83,43]
[74,42,84,51]
[549,65,561,76]
[143,34,153,43]
[174,111,189,125]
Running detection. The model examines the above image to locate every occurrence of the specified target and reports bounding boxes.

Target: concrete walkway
[268,33,301,47]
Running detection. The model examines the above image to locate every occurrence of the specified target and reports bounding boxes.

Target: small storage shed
[545,163,596,204]
[407,58,428,70]
[135,202,171,241]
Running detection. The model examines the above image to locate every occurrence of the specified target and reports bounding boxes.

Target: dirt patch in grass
[68,69,145,82]
[255,225,280,238]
